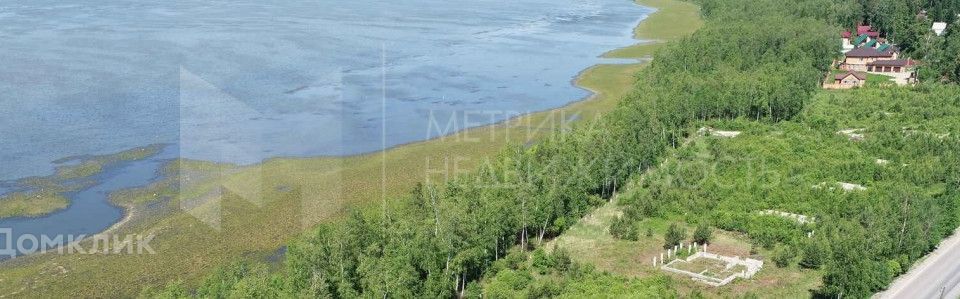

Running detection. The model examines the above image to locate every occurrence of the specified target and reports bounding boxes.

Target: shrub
[693,223,712,244]
[531,248,553,274]
[503,248,527,271]
[886,260,902,276]
[609,216,639,241]
[552,247,573,273]
[664,223,686,249]
[772,244,795,268]
[484,269,531,298]
[799,238,828,269]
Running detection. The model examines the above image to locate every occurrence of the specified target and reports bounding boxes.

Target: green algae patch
[0,192,70,219]
[0,144,164,219]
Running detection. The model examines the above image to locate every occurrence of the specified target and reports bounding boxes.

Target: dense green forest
[141,0,959,298]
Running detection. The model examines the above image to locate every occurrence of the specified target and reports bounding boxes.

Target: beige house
[826,71,866,89]
[842,47,897,71]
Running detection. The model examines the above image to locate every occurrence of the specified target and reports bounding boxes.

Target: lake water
[0,0,650,182]
[0,0,651,259]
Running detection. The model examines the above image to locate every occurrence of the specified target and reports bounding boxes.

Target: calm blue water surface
[0,0,650,181]
[0,0,649,256]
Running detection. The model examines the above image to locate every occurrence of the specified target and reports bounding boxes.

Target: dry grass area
[549,195,823,298]
[548,198,752,276]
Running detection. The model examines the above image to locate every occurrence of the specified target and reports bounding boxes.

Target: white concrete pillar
[652,257,657,267]
[667,249,672,258]
[660,252,664,262]
[704,243,707,253]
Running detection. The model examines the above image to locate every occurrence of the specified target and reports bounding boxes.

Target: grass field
[545,144,823,298]
[604,0,702,59]
[0,0,704,297]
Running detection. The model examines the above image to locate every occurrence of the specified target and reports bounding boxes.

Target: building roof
[836,71,867,81]
[867,59,917,67]
[933,22,947,36]
[857,25,880,37]
[845,47,895,58]
[853,34,869,45]
[842,31,852,38]
[865,39,878,48]
[877,44,891,51]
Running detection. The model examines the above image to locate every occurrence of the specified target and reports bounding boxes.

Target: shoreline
[0,144,167,221]
[0,3,651,218]
[0,1,653,221]
[0,0,704,297]
[104,0,689,250]
[82,11,652,251]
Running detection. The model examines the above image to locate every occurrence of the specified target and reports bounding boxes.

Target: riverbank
[0,0,703,297]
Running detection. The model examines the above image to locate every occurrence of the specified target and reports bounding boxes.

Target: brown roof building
[842,47,899,71]
[844,47,896,58]
[866,59,917,73]
[835,71,866,81]
[827,71,867,89]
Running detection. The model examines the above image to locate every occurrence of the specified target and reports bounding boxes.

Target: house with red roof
[841,25,882,51]
[834,25,918,85]
[841,30,855,51]
[857,25,880,38]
